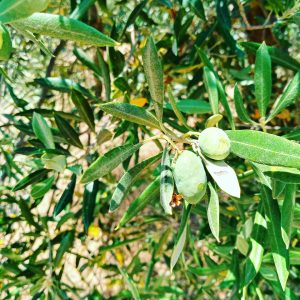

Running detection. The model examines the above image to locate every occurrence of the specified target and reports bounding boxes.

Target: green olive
[173,150,207,204]
[0,25,12,61]
[198,127,231,160]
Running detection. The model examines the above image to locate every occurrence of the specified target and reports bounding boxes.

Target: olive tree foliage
[0,0,300,299]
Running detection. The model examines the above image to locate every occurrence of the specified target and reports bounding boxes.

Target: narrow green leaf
[165,99,211,114]
[281,184,296,249]
[142,36,164,123]
[34,77,96,100]
[18,199,42,230]
[99,102,160,129]
[203,66,219,114]
[188,264,229,276]
[0,0,48,24]
[233,84,254,124]
[53,174,77,216]
[13,169,49,191]
[69,0,96,20]
[255,163,300,184]
[12,13,118,47]
[170,203,191,271]
[0,24,12,61]
[122,0,147,36]
[99,235,144,253]
[216,80,235,130]
[240,42,300,72]
[267,72,300,122]
[71,91,95,131]
[189,0,206,20]
[116,177,160,229]
[31,176,54,199]
[54,114,83,149]
[207,183,219,242]
[167,86,191,130]
[83,181,99,232]
[16,109,81,121]
[81,143,142,184]
[243,203,267,286]
[96,49,111,101]
[32,112,55,149]
[272,179,286,199]
[160,148,173,215]
[254,42,272,118]
[117,266,141,300]
[54,231,74,267]
[110,153,161,212]
[227,130,300,168]
[260,184,289,290]
[73,48,101,76]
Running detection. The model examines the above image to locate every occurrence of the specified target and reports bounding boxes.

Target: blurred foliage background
[1,0,300,299]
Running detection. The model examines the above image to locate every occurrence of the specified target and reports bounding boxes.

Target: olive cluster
[173,128,231,204]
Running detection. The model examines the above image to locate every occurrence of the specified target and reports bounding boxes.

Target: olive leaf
[81,143,142,184]
[207,183,219,242]
[160,148,173,215]
[31,176,54,199]
[170,203,191,272]
[142,36,164,123]
[167,86,191,130]
[0,0,49,24]
[11,13,118,47]
[117,266,141,300]
[32,112,55,149]
[227,130,300,168]
[83,181,99,232]
[203,66,218,114]
[96,50,111,101]
[201,157,240,198]
[34,77,97,100]
[109,153,162,212]
[99,102,160,129]
[53,174,77,216]
[54,231,74,267]
[254,42,272,118]
[281,184,296,249]
[260,184,289,291]
[233,84,254,124]
[240,41,300,72]
[13,169,50,191]
[243,203,267,286]
[71,91,95,132]
[54,114,83,149]
[0,24,12,61]
[267,72,300,122]
[116,177,160,230]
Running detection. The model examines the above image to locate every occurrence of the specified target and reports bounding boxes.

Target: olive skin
[0,25,12,61]
[198,127,231,160]
[173,150,207,204]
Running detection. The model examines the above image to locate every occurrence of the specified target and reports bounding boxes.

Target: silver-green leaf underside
[207,183,219,242]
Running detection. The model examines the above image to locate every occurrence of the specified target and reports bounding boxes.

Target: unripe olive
[198,127,230,160]
[0,25,12,61]
[173,150,207,204]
